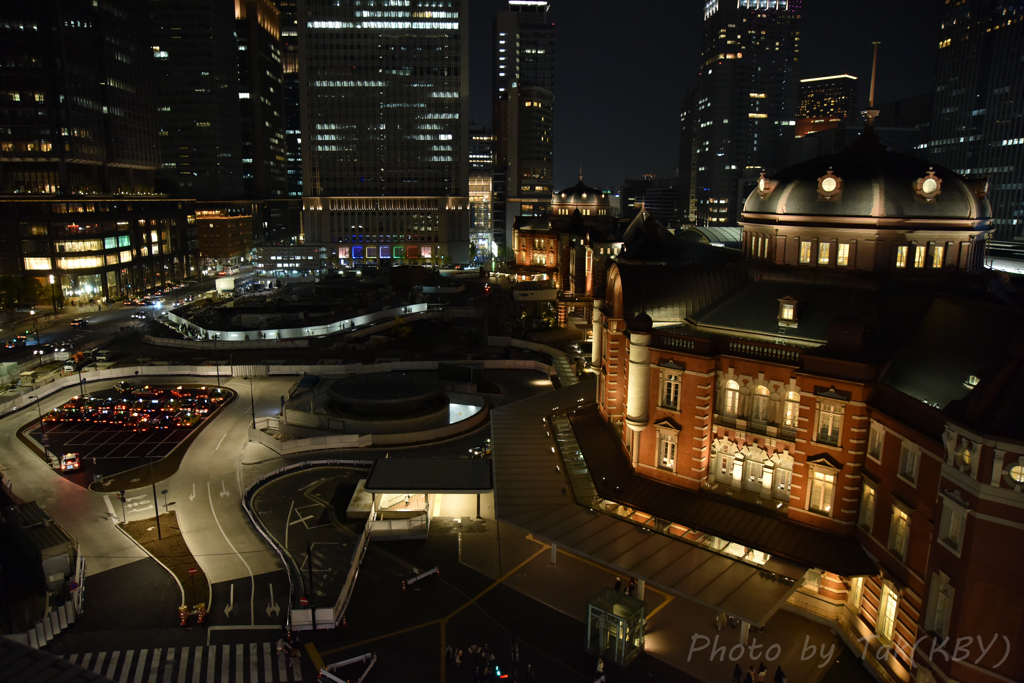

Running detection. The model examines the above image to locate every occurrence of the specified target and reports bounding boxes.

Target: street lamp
[49,274,57,314]
[28,396,49,464]
[245,376,255,429]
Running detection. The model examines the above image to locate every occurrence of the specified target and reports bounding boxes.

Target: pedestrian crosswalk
[64,643,304,683]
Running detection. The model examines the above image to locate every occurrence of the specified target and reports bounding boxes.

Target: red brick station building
[577,129,1024,682]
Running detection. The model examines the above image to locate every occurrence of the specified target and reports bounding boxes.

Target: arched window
[751,385,769,422]
[723,380,740,415]
[783,391,801,427]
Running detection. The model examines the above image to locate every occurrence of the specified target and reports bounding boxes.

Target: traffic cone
[341,616,347,628]
[401,580,406,592]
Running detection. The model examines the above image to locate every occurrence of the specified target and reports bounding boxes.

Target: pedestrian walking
[596,656,604,676]
[716,612,728,632]
[743,666,755,683]
[527,664,536,680]
[774,666,786,683]
[732,664,743,683]
[757,662,767,682]
[614,577,622,592]
[627,577,636,596]
[455,648,462,668]
[446,644,453,660]
[276,637,286,657]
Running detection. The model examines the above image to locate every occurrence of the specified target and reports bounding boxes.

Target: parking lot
[26,384,228,487]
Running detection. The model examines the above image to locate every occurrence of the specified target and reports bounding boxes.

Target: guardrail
[144,337,310,350]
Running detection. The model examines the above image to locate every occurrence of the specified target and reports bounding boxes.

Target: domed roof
[742,136,991,225]
[552,179,609,207]
[630,311,653,333]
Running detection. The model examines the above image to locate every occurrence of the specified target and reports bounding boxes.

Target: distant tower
[795,74,858,138]
[298,0,470,265]
[469,124,495,260]
[493,1,555,257]
[150,0,244,198]
[692,0,801,228]
[928,0,1024,241]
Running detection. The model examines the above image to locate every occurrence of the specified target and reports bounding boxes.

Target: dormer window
[915,169,943,202]
[778,296,798,328]
[817,168,843,200]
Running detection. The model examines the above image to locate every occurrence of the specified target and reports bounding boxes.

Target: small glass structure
[585,588,646,666]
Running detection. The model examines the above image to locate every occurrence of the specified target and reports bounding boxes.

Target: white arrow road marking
[189,483,195,502]
[219,481,229,499]
[208,482,255,625]
[266,584,280,619]
[224,584,234,618]
[126,495,146,502]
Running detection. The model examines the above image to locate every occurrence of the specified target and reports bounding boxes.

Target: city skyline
[469,0,940,193]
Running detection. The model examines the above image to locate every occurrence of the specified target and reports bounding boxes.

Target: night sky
[469,0,941,193]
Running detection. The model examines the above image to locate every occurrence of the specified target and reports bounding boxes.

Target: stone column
[591,302,604,369]
[625,314,653,469]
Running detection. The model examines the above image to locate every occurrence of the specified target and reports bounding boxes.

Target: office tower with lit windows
[236,0,288,204]
[275,0,303,202]
[928,0,1024,241]
[236,0,289,242]
[493,1,555,256]
[795,74,858,138]
[298,0,469,265]
[691,0,801,227]
[469,125,495,260]
[150,0,243,198]
[0,0,198,301]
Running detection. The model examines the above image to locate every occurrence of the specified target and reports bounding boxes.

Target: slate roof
[613,258,748,326]
[567,404,877,577]
[363,457,492,493]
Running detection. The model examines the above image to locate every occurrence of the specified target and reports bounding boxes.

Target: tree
[0,276,24,312]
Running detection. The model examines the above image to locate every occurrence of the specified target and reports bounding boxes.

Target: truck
[95,349,114,363]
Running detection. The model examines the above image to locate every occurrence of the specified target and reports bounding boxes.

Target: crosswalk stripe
[105,651,120,680]
[163,647,175,683]
[133,649,147,683]
[192,646,204,683]
[120,650,134,683]
[149,648,161,683]
[64,642,297,683]
[178,646,190,683]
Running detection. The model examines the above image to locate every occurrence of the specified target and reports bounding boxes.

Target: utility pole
[150,455,161,540]
[30,396,48,464]
[248,376,255,428]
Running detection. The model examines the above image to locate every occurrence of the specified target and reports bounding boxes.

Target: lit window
[783,391,800,427]
[877,584,899,642]
[658,431,677,471]
[818,242,830,265]
[914,245,926,268]
[848,576,864,611]
[723,379,740,415]
[808,469,835,515]
[859,480,876,531]
[661,371,681,410]
[896,245,908,268]
[932,245,945,268]
[799,241,812,264]
[780,302,794,320]
[889,505,910,560]
[751,385,769,422]
[816,401,843,447]
[837,243,849,266]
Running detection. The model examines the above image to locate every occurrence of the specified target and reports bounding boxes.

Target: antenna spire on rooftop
[862,41,881,127]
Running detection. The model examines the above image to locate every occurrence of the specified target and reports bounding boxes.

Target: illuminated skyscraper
[691,0,801,227]
[275,0,303,201]
[493,1,555,256]
[795,74,858,138]
[469,125,495,260]
[150,0,244,198]
[298,0,469,265]
[928,0,1024,241]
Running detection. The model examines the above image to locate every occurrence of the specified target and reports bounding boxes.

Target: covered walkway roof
[364,456,492,494]
[492,382,804,627]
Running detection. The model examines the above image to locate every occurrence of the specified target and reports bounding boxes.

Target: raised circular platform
[327,371,442,417]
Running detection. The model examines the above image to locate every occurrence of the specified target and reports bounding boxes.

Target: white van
[95,349,114,363]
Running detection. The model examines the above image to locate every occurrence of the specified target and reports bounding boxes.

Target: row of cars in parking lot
[45,385,227,432]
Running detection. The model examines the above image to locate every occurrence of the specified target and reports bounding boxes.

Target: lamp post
[246,375,255,429]
[29,396,48,464]
[49,274,57,314]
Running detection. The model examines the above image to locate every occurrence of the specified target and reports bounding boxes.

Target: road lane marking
[104,495,117,519]
[208,481,255,625]
[289,513,314,526]
[284,499,295,549]
[216,434,227,451]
